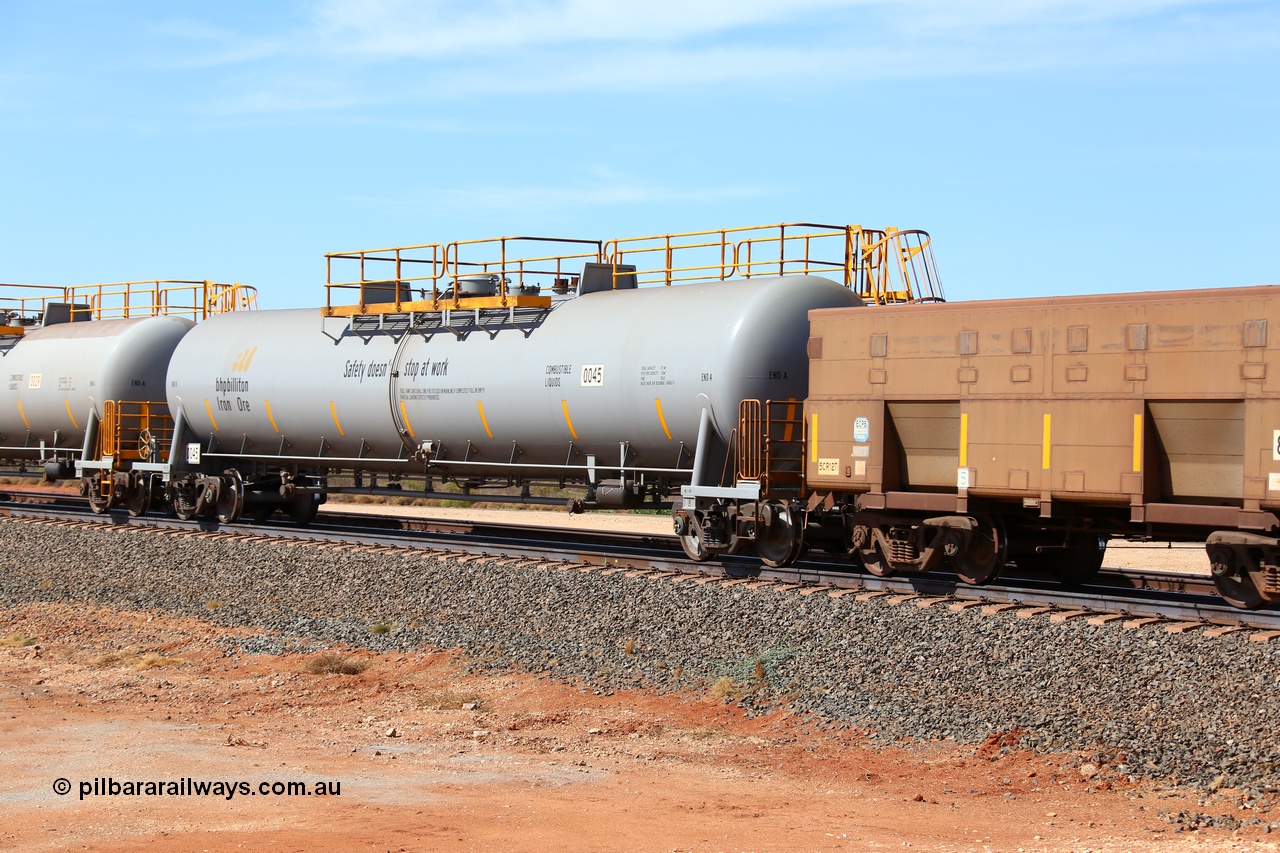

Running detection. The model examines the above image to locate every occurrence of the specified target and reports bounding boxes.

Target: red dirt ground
[1,603,1275,852]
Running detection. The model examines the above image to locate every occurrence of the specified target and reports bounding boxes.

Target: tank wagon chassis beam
[79,426,688,526]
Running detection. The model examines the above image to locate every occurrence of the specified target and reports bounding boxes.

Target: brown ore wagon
[787,285,1280,609]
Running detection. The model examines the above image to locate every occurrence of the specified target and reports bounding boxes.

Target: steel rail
[1,491,1278,632]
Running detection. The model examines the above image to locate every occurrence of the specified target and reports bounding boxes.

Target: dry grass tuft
[0,632,36,648]
[418,689,483,711]
[303,652,367,676]
[132,653,184,670]
[88,648,136,666]
[709,676,740,699]
[87,647,185,669]
[370,622,393,635]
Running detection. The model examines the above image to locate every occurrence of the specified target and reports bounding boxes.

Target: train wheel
[1052,536,1105,586]
[757,501,801,568]
[124,474,151,518]
[1209,545,1266,610]
[289,493,320,526]
[859,544,894,577]
[850,525,892,576]
[679,529,710,561]
[672,507,712,561]
[86,476,110,514]
[215,470,244,524]
[954,518,1006,586]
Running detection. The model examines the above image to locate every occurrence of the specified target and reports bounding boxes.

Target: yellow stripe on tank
[561,400,579,440]
[265,400,279,434]
[17,401,29,430]
[65,400,78,430]
[1042,414,1052,470]
[477,401,493,439]
[399,401,415,439]
[654,399,672,440]
[204,399,220,432]
[959,412,969,468]
[329,401,345,437]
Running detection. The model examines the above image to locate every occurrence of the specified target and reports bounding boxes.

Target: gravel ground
[1,517,1277,794]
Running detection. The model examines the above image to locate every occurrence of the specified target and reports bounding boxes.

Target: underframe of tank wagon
[172,455,687,517]
[132,396,713,524]
[159,394,714,518]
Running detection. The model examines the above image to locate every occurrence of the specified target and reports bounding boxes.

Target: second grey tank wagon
[155,223,938,523]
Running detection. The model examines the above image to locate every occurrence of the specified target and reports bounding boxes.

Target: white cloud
[305,0,866,59]
[293,0,1275,64]
[57,0,1280,117]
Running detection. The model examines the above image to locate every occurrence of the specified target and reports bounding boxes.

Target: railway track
[2,488,1278,635]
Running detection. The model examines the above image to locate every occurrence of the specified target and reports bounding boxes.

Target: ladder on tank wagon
[81,400,174,513]
[737,399,806,500]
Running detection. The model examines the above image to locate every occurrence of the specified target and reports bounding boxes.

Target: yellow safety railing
[0,280,257,330]
[323,237,602,317]
[322,221,943,315]
[0,284,65,334]
[605,223,943,304]
[605,222,846,287]
[858,229,943,305]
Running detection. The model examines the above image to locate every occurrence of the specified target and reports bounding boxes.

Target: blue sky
[1,0,1276,308]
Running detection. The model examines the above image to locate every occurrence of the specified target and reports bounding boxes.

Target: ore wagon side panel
[805,285,1280,523]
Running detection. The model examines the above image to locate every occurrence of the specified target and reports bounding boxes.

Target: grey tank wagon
[151,223,937,528]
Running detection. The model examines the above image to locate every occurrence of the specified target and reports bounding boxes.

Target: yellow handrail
[0,280,257,327]
[321,221,943,314]
[324,236,602,316]
[98,400,174,466]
